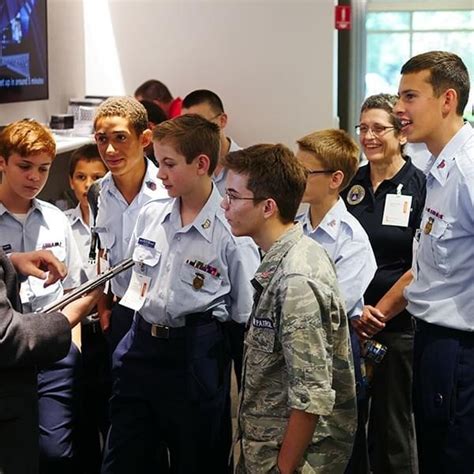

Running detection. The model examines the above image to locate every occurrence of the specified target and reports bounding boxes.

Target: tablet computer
[38,258,134,313]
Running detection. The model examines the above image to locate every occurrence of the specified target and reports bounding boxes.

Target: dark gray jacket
[0,250,71,473]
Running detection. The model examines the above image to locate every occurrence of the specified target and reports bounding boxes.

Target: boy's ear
[140,129,153,148]
[262,198,278,219]
[0,155,6,172]
[218,113,228,130]
[196,154,211,176]
[442,88,458,116]
[330,170,344,190]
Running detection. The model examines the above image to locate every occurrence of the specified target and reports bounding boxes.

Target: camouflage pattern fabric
[236,224,357,473]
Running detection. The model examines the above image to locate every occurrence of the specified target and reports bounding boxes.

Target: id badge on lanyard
[382,184,412,227]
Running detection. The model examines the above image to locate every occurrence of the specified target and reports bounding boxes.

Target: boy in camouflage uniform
[221,144,357,473]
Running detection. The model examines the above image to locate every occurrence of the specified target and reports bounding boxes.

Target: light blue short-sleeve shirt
[405,123,474,331]
[95,158,170,297]
[0,199,83,312]
[298,198,377,318]
[65,204,97,281]
[126,185,260,327]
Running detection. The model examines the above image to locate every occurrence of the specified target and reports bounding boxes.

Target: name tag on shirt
[120,271,151,311]
[382,194,412,227]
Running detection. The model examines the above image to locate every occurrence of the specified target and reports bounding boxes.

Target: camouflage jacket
[237,224,356,473]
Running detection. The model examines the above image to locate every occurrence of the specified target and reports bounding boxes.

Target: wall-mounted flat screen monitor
[0,0,48,104]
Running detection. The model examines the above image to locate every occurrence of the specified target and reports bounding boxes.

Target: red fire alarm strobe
[335,5,351,30]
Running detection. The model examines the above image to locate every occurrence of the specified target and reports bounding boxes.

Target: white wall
[84,0,338,148]
[1,0,86,125]
[1,0,338,149]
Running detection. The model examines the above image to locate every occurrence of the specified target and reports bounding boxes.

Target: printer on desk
[67,97,105,135]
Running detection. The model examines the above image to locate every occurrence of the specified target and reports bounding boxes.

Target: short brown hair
[401,51,470,116]
[134,80,173,104]
[223,144,307,224]
[0,119,56,161]
[360,93,405,154]
[94,96,149,136]
[152,114,220,175]
[297,129,359,191]
[69,144,105,178]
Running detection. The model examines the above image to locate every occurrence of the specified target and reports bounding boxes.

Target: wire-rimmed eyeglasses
[306,169,336,175]
[224,190,267,205]
[355,124,395,136]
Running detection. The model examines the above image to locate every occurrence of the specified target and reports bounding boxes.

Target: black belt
[413,317,474,340]
[137,311,215,339]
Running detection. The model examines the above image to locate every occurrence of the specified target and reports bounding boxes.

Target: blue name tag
[252,317,274,329]
[138,237,156,249]
[42,242,62,249]
[2,244,12,252]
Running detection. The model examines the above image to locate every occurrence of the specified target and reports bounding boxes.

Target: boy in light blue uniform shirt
[64,143,110,473]
[92,97,170,350]
[65,144,108,280]
[295,129,377,472]
[296,129,376,319]
[0,119,83,473]
[102,114,259,474]
[393,51,474,473]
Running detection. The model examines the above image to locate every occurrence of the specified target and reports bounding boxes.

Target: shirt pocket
[38,240,66,262]
[29,242,66,299]
[425,216,450,275]
[132,244,161,275]
[97,230,115,252]
[179,263,222,294]
[47,244,66,262]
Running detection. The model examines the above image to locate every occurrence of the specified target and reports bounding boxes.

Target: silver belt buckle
[151,324,170,339]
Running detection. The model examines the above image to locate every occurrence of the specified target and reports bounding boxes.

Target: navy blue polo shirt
[341,156,426,332]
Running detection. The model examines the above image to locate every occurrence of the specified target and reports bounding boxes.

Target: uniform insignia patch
[146,180,157,191]
[193,273,205,289]
[347,185,365,206]
[424,217,434,235]
[252,317,274,329]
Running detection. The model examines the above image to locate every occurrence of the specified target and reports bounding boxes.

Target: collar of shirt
[213,167,228,187]
[354,156,416,190]
[213,139,241,186]
[0,198,48,221]
[166,183,222,243]
[101,158,167,204]
[299,198,347,241]
[253,223,303,291]
[427,123,473,186]
[65,204,91,232]
[229,138,242,153]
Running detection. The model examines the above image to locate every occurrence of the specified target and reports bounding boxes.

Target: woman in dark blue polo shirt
[341,93,426,474]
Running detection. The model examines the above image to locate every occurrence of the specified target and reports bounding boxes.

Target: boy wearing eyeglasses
[101,114,259,474]
[296,129,376,322]
[295,129,377,472]
[221,144,356,473]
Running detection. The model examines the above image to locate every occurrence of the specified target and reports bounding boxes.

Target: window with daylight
[365,5,474,120]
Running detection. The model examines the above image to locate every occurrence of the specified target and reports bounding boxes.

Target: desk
[55,135,94,154]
